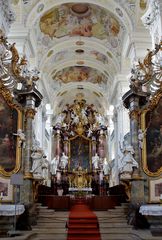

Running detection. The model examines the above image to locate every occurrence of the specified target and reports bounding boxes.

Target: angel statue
[13,129,26,148]
[138,129,147,149]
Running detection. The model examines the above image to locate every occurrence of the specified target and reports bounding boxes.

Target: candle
[0,192,3,197]
[160,194,162,200]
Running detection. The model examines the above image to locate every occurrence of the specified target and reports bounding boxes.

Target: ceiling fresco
[53,66,107,85]
[11,0,145,113]
[39,3,121,40]
[50,49,108,64]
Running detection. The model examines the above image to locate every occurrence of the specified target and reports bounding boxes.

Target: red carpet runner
[67,201,101,240]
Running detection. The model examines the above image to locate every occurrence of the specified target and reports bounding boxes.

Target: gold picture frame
[141,90,162,176]
[0,176,13,202]
[68,135,92,171]
[0,84,22,176]
[149,178,162,203]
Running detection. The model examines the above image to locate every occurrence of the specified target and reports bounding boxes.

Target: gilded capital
[129,110,140,120]
[25,108,36,119]
[24,172,33,179]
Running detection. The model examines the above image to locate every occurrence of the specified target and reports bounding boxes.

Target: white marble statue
[55,113,65,125]
[50,155,59,175]
[103,159,110,175]
[13,129,26,148]
[60,152,68,169]
[31,149,44,179]
[92,153,99,169]
[138,129,145,149]
[42,156,49,181]
[118,145,138,174]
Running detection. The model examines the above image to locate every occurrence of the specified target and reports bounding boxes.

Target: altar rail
[38,195,126,210]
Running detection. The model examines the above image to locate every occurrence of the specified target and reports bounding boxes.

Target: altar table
[0,204,25,216]
[139,204,162,216]
[69,187,92,192]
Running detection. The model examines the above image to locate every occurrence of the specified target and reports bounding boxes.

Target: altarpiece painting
[0,89,21,176]
[141,93,162,176]
[149,178,162,202]
[69,135,91,171]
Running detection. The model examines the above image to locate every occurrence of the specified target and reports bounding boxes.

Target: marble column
[92,136,97,156]
[129,96,141,178]
[122,91,147,204]
[21,96,36,204]
[17,88,42,205]
[55,129,61,157]
[98,130,106,159]
[63,137,69,156]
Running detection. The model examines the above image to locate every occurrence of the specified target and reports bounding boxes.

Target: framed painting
[149,178,162,203]
[0,85,22,176]
[0,176,13,202]
[141,91,162,176]
[68,135,92,171]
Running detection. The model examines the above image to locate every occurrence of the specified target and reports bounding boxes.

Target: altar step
[95,203,162,240]
[0,216,13,237]
[30,206,68,240]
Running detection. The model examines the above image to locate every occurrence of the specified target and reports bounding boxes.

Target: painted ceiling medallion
[76,61,84,65]
[76,41,85,45]
[70,4,90,17]
[75,49,84,54]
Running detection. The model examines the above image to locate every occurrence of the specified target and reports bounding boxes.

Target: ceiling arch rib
[39,39,119,76]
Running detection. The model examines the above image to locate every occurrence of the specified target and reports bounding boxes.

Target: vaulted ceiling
[11,0,148,115]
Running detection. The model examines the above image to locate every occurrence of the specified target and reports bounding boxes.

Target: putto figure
[13,129,26,148]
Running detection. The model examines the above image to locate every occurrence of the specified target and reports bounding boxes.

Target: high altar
[52,93,109,190]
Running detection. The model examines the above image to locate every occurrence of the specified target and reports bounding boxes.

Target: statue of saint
[42,156,49,182]
[103,159,110,175]
[60,152,68,169]
[31,148,44,179]
[50,155,59,175]
[118,145,138,174]
[92,153,99,169]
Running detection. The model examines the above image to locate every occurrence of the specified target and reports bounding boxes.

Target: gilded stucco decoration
[129,41,162,95]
